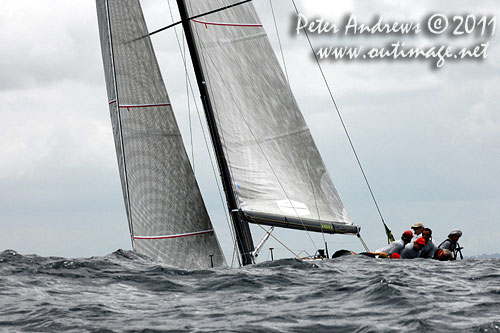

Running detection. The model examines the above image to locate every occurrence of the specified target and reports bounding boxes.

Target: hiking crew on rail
[373,223,462,260]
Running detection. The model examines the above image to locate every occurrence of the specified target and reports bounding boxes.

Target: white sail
[96,0,226,269]
[185,0,354,231]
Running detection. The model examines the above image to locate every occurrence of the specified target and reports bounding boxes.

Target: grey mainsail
[96,0,226,269]
[184,0,358,234]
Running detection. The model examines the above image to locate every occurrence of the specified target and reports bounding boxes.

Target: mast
[176,0,255,265]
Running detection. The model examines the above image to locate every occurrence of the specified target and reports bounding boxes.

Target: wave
[1,249,500,332]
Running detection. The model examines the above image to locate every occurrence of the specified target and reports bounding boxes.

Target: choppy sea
[1,249,499,332]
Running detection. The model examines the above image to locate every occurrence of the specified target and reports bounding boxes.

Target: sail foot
[243,211,360,235]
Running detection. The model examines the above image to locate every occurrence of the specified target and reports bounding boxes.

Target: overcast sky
[1,1,499,263]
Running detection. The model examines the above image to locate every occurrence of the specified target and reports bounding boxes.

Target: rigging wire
[256,224,301,260]
[290,0,394,244]
[357,233,370,252]
[198,50,321,254]
[166,0,241,266]
[182,28,196,171]
[188,2,326,254]
[188,4,261,266]
[148,0,253,37]
[183,0,245,266]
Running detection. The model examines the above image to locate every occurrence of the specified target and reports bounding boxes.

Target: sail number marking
[321,224,334,231]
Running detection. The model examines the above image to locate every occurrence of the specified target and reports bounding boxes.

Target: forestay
[96,0,225,269]
[185,0,357,233]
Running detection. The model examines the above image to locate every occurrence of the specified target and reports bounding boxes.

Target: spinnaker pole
[176,0,255,265]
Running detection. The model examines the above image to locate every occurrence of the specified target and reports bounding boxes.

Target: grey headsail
[183,0,359,235]
[96,0,226,269]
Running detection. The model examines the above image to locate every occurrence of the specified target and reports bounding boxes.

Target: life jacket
[438,238,456,250]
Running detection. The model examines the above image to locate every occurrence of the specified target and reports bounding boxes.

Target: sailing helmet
[448,229,462,237]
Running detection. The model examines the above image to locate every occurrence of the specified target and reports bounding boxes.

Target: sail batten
[192,19,263,28]
[185,0,355,229]
[118,103,172,108]
[96,0,225,269]
[134,229,215,240]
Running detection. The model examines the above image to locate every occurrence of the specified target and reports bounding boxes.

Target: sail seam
[134,229,214,240]
[199,32,266,50]
[118,103,171,108]
[269,0,323,240]
[192,19,262,28]
[196,39,320,251]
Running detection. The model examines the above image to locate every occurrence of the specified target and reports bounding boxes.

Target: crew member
[411,222,424,240]
[376,230,413,256]
[438,229,462,260]
[434,249,453,261]
[419,228,437,259]
[401,237,425,259]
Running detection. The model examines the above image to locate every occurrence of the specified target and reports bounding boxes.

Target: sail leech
[96,0,226,269]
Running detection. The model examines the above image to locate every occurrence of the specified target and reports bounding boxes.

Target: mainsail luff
[183,0,358,236]
[177,0,256,266]
[96,0,226,269]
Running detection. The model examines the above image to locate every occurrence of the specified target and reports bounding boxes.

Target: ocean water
[1,249,499,332]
